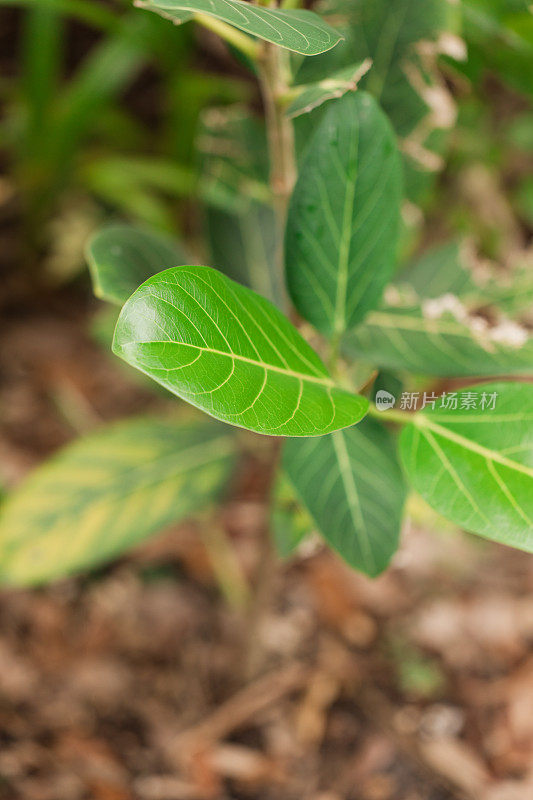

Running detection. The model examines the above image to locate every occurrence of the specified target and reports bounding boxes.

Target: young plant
[0,0,531,586]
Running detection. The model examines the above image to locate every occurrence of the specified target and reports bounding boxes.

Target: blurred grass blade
[49,16,150,168]
[0,0,119,32]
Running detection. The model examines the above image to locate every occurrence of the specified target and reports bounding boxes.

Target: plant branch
[257,41,297,310]
[368,404,413,425]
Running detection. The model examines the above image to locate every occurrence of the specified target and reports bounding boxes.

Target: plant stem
[200,518,251,611]
[257,41,297,309]
[194,13,260,61]
[367,404,413,425]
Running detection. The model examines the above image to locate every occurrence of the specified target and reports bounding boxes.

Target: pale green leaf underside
[346,307,533,378]
[138,0,343,55]
[86,223,188,305]
[286,92,402,337]
[113,266,368,437]
[283,418,406,575]
[286,60,371,119]
[0,417,236,586]
[400,383,533,551]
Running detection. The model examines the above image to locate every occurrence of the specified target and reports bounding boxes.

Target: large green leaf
[286,92,402,338]
[461,0,533,98]
[198,107,277,301]
[87,223,188,305]
[346,306,533,378]
[295,0,460,202]
[400,382,533,551]
[0,417,236,586]
[138,0,343,55]
[113,266,368,436]
[283,419,406,575]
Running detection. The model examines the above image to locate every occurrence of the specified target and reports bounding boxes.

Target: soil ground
[1,305,532,800]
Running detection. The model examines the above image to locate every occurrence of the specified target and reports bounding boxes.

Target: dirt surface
[1,309,532,800]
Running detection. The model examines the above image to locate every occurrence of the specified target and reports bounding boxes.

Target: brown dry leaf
[295,669,340,747]
[134,775,204,800]
[419,737,490,797]
[208,743,282,785]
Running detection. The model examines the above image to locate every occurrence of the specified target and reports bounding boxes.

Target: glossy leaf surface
[139,0,343,55]
[113,266,368,436]
[283,419,406,575]
[286,92,401,337]
[87,223,187,305]
[400,383,533,551]
[0,417,236,585]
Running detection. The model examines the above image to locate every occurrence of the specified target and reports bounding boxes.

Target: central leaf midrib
[332,430,375,571]
[334,122,359,335]
[125,339,337,388]
[416,415,533,479]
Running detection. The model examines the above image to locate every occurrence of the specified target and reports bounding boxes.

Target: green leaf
[346,305,533,378]
[270,475,313,559]
[461,0,533,98]
[198,108,270,213]
[286,60,371,119]
[0,0,119,32]
[86,223,188,305]
[113,266,368,436]
[286,92,402,338]
[397,240,475,300]
[198,107,277,301]
[295,0,460,201]
[400,382,533,551]
[138,0,343,55]
[206,205,276,301]
[0,417,236,586]
[283,419,406,575]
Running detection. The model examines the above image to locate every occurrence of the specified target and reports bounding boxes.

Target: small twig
[257,42,297,310]
[244,437,284,678]
[169,661,308,757]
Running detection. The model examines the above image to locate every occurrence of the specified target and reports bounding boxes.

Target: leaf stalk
[257,41,297,310]
[194,12,260,61]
